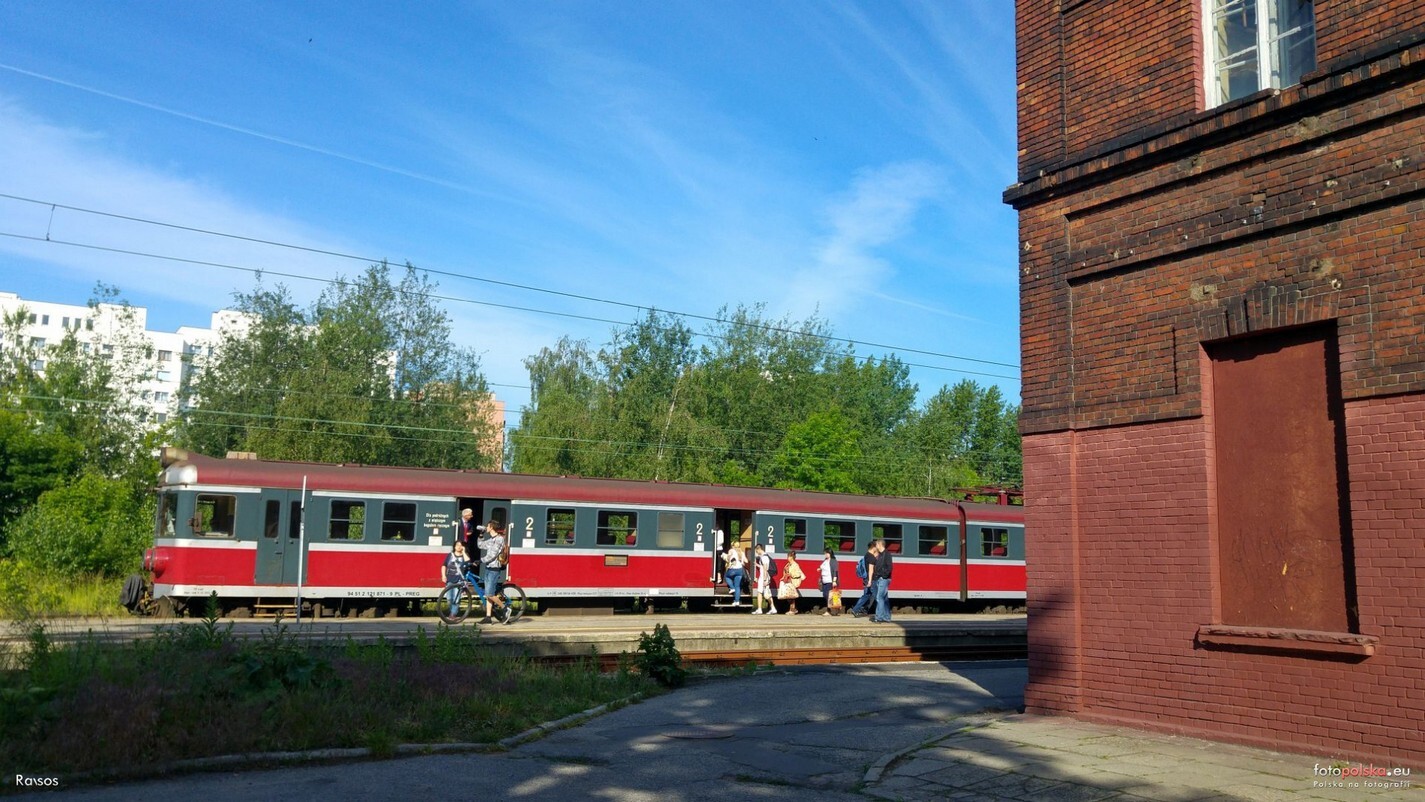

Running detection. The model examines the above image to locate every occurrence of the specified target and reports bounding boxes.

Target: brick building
[1005,1,1424,767]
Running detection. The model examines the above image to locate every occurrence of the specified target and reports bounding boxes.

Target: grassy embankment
[0,588,658,781]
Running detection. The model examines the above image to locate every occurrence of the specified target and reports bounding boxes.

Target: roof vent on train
[159,447,189,468]
[226,451,259,460]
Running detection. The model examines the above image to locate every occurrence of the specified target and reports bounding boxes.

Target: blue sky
[0,1,1020,425]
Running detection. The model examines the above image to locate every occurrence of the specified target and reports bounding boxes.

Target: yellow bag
[829,589,842,608]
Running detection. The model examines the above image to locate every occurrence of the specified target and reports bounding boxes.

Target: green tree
[178,263,497,469]
[5,472,151,575]
[766,410,862,493]
[0,409,84,545]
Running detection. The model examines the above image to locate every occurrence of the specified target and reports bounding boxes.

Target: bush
[4,473,150,575]
[635,623,686,688]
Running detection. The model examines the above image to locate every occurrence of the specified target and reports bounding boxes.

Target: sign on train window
[873,523,903,554]
[329,500,366,540]
[194,494,236,538]
[657,512,684,548]
[545,509,576,546]
[381,502,417,541]
[918,525,950,556]
[980,527,1009,557]
[597,510,638,547]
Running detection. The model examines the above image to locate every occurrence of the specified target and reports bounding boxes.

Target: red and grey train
[138,449,1025,616]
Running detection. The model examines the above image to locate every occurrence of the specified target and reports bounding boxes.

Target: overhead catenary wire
[0,230,1019,383]
[8,393,1021,473]
[0,192,1021,374]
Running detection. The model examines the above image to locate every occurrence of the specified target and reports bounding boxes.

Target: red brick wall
[1023,404,1425,765]
[1316,1,1425,66]
[1014,0,1425,182]
[1011,0,1425,769]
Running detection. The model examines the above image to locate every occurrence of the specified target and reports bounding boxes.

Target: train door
[713,508,755,601]
[255,489,305,585]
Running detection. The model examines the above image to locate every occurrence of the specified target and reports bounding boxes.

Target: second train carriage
[141,449,1025,616]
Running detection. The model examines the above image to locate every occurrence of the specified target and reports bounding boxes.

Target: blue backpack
[855,556,869,581]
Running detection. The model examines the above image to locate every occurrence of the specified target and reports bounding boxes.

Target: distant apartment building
[0,290,244,424]
[0,290,507,461]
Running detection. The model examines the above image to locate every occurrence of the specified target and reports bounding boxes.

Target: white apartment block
[0,290,246,424]
[0,291,505,461]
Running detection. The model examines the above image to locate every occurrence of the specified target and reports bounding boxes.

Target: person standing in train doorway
[459,508,477,550]
[869,538,894,623]
[722,535,747,606]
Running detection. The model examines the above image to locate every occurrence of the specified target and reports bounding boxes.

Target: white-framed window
[1205,0,1316,107]
[157,349,172,362]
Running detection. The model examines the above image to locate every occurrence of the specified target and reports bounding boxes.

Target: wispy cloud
[0,96,366,320]
[785,161,944,319]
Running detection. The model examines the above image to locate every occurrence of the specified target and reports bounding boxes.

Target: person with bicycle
[440,540,470,619]
[477,520,512,624]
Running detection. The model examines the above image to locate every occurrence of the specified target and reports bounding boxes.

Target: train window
[873,523,903,554]
[823,520,856,553]
[329,500,366,540]
[264,500,280,538]
[919,525,950,556]
[980,527,1009,557]
[545,509,576,546]
[194,494,237,538]
[783,518,807,552]
[657,512,684,548]
[157,493,177,537]
[597,510,638,547]
[381,502,417,541]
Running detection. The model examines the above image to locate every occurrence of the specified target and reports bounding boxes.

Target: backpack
[765,556,778,579]
[498,534,511,567]
[855,556,869,581]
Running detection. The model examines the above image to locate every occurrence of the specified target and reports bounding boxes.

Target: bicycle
[438,565,527,625]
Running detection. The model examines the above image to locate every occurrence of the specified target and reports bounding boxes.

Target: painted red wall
[1024,403,1424,764]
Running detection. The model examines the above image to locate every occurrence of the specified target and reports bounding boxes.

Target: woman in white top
[818,548,838,616]
[723,542,747,606]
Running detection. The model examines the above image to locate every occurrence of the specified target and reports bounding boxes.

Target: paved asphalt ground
[20,661,1025,801]
[15,660,1420,801]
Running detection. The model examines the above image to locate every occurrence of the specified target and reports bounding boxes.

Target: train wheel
[154,596,179,619]
[437,584,474,625]
[500,583,527,623]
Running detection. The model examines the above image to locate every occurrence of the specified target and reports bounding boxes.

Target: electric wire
[0,192,1021,373]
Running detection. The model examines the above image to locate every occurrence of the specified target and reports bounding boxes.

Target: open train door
[712,508,754,606]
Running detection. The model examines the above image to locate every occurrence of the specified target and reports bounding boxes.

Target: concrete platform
[6,612,1027,662]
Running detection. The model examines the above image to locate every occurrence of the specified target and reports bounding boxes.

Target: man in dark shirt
[869,538,893,623]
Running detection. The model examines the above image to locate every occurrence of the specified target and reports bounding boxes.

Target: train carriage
[139,449,1024,616]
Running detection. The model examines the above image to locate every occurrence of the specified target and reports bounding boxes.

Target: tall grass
[0,608,655,780]
[0,559,126,618]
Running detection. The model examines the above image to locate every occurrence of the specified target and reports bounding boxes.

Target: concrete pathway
[14,661,1419,801]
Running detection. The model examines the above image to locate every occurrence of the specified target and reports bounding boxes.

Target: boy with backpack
[751,544,779,614]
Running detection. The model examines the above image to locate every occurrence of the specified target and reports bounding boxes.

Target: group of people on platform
[721,535,894,622]
[440,508,513,624]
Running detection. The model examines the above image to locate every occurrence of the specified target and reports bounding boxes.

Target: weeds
[0,615,656,779]
[635,623,686,688]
